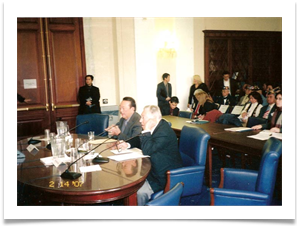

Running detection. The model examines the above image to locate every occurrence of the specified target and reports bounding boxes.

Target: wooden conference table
[17,134,151,205]
[162,115,267,187]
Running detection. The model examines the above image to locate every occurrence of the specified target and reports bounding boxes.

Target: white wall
[134,18,157,114]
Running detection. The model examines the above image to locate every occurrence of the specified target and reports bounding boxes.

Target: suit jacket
[258,104,277,121]
[247,103,277,128]
[216,79,238,97]
[115,112,142,140]
[214,94,236,106]
[156,82,172,115]
[128,119,183,192]
[78,85,101,114]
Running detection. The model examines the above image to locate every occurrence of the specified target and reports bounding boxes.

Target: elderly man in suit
[117,105,183,205]
[156,73,172,115]
[105,97,142,140]
[214,86,236,106]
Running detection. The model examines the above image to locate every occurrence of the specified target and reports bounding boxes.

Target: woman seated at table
[192,89,218,119]
[252,91,282,133]
[238,91,263,125]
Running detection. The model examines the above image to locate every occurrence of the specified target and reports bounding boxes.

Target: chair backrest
[178,111,192,119]
[256,137,282,201]
[179,126,210,166]
[75,113,109,136]
[146,182,183,206]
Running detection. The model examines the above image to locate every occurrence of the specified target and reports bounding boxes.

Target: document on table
[224,127,253,132]
[110,148,142,155]
[108,152,149,161]
[247,130,282,140]
[40,155,71,166]
[88,138,117,145]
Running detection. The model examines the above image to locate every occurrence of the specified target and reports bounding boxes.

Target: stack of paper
[247,130,282,140]
[108,152,149,161]
[224,127,253,132]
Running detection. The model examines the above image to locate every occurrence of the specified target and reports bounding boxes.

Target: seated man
[105,97,142,140]
[214,86,236,107]
[117,105,183,205]
[237,85,254,106]
[164,96,180,116]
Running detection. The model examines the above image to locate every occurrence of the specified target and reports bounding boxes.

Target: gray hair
[143,105,162,120]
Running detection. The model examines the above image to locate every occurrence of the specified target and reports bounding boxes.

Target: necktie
[121,120,128,132]
[263,106,271,119]
[166,83,169,97]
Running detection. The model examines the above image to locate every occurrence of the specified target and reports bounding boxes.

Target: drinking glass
[44,129,50,140]
[56,121,68,137]
[51,137,66,158]
[88,131,95,140]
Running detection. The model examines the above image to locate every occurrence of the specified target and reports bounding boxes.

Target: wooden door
[17,18,86,140]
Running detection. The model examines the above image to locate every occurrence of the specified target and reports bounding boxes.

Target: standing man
[105,97,142,140]
[216,71,238,97]
[117,105,183,205]
[156,73,172,115]
[78,75,101,114]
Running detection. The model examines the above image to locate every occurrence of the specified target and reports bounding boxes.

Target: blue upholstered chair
[210,137,282,205]
[75,113,109,136]
[146,182,184,206]
[151,126,210,205]
[178,111,193,119]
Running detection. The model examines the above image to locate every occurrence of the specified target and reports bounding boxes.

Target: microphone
[61,137,114,179]
[46,121,89,150]
[27,117,62,145]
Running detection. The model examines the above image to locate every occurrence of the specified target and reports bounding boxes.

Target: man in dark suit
[214,86,236,106]
[156,73,172,115]
[105,97,142,140]
[215,71,238,97]
[78,75,101,114]
[118,105,183,205]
